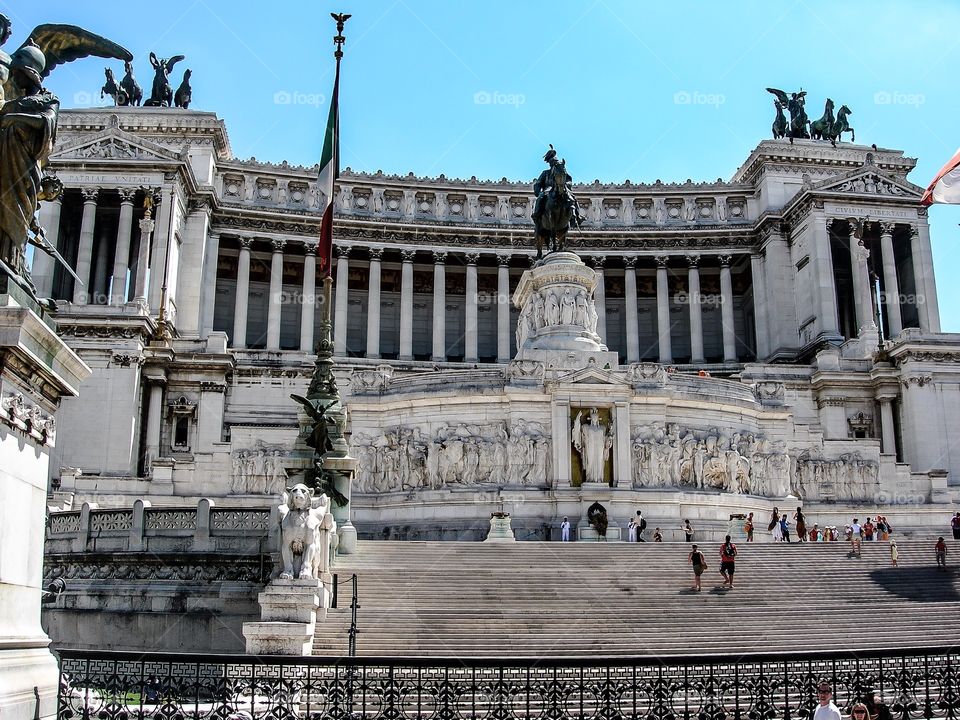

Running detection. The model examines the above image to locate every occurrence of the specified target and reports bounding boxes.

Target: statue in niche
[572,408,613,484]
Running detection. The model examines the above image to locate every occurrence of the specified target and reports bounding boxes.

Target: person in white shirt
[560,516,571,542]
[850,518,863,557]
[813,683,842,720]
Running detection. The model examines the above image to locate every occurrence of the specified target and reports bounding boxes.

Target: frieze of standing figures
[231,447,290,494]
[630,422,878,501]
[351,421,552,494]
[516,286,598,349]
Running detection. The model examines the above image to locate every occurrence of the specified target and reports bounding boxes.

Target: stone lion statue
[277,483,337,580]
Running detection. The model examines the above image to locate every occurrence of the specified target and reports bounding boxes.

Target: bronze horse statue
[771,100,787,139]
[120,60,142,106]
[830,105,854,145]
[101,67,126,105]
[810,98,834,141]
[534,159,579,258]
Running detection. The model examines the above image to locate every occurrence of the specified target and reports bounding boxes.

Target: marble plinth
[0,289,89,720]
[484,513,516,542]
[513,252,618,370]
[243,578,328,655]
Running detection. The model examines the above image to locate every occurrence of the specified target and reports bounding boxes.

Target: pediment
[51,127,182,163]
[812,166,922,199]
[552,364,632,388]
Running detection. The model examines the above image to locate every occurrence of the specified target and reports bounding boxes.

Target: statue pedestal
[484,513,516,542]
[242,578,328,655]
[0,290,90,720]
[326,454,359,554]
[513,252,618,371]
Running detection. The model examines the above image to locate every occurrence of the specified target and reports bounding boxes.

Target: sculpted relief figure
[572,408,613,484]
[351,421,551,492]
[231,448,288,494]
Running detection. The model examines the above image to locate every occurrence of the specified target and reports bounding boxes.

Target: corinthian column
[848,222,876,335]
[464,252,479,363]
[32,198,62,297]
[399,249,415,360]
[750,252,770,359]
[655,255,672,363]
[879,222,902,338]
[366,247,383,358]
[300,241,317,352]
[432,251,447,362]
[333,245,351,355]
[591,257,607,345]
[232,237,253,349]
[687,254,704,364]
[624,256,640,363]
[266,239,286,350]
[110,188,137,305]
[133,211,154,302]
[718,255,737,362]
[496,254,511,362]
[73,188,99,304]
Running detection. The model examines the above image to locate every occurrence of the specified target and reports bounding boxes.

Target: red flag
[922,147,960,206]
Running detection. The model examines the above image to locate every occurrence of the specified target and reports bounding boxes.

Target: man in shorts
[850,518,863,558]
[719,535,737,588]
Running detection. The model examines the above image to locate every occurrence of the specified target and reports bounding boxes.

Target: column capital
[302,240,318,254]
[81,187,99,203]
[335,244,352,258]
[117,187,137,203]
[908,225,919,238]
[401,249,416,263]
[655,255,669,268]
[433,250,447,264]
[271,238,287,253]
[464,252,480,265]
[368,247,385,261]
[826,216,837,230]
[496,253,512,267]
[879,221,896,237]
[590,255,606,269]
[624,256,637,269]
[685,253,700,268]
[238,236,254,250]
[139,217,155,234]
[718,254,733,267]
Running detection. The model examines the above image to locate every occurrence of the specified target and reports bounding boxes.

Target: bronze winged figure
[0,14,131,302]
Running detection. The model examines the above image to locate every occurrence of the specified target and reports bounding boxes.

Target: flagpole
[310,12,349,397]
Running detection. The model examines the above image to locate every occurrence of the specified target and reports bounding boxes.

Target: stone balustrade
[46,499,272,554]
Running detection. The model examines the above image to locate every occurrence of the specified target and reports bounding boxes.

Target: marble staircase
[312,539,960,658]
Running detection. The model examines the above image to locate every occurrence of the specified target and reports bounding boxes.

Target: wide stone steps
[313,539,960,658]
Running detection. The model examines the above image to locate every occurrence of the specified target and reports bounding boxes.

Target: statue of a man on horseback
[532,145,585,259]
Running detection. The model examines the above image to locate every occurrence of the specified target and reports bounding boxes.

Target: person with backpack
[688,544,707,591]
[936,536,948,570]
[719,535,738,588]
[636,510,647,542]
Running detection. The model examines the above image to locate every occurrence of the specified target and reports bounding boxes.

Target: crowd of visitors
[814,684,894,720]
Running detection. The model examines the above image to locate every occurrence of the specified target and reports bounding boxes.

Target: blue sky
[7,0,960,329]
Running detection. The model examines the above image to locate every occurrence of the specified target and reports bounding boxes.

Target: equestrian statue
[531,145,585,258]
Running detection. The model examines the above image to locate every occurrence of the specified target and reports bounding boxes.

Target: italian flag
[317,63,341,278]
[921,147,960,206]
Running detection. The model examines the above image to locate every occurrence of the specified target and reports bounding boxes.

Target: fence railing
[57,647,960,720]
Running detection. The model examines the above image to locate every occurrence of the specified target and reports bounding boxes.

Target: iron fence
[57,647,960,720]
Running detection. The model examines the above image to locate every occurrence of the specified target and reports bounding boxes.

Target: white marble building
[42,106,958,540]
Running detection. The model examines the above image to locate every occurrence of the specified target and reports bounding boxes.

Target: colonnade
[330,247,751,364]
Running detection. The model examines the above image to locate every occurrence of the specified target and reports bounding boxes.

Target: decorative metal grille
[56,648,960,720]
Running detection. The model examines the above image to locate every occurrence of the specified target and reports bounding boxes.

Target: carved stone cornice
[111,353,145,368]
[817,396,847,408]
[900,374,933,388]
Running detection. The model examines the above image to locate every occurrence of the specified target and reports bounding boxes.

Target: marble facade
[36,106,959,541]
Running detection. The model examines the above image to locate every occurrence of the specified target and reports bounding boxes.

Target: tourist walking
[936,536,948,570]
[814,683,842,720]
[952,512,960,540]
[876,516,888,541]
[794,507,806,542]
[769,508,782,541]
[688,544,707,591]
[889,539,899,567]
[719,535,738,588]
[780,513,791,543]
[744,512,755,542]
[850,518,863,557]
[560,516,571,542]
[636,510,647,541]
[682,519,694,542]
